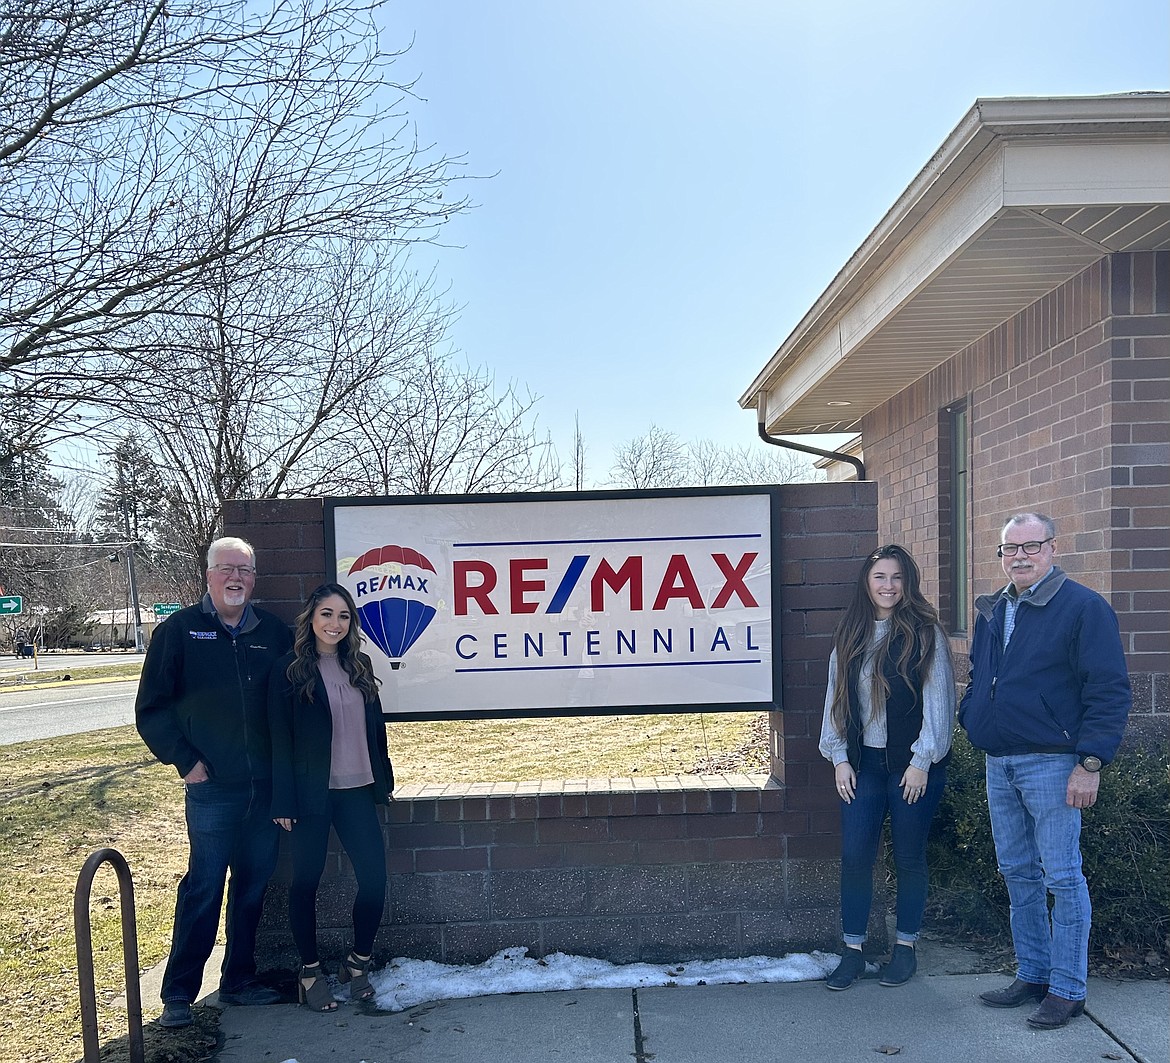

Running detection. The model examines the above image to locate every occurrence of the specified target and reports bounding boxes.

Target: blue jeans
[985,752,1089,1001]
[161,779,279,1005]
[840,746,947,946]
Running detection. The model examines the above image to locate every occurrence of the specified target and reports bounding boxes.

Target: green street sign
[153,603,181,619]
[0,595,23,616]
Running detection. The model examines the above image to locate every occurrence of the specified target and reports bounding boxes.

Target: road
[0,650,144,676]
[0,679,140,745]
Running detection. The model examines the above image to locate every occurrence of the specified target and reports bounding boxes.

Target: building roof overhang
[741,94,1170,435]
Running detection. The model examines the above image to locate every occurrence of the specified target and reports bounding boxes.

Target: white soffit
[744,96,1170,436]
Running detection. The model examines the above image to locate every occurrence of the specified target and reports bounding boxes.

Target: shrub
[926,730,1170,961]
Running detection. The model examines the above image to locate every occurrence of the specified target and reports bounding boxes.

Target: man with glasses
[136,537,292,1028]
[959,513,1130,1030]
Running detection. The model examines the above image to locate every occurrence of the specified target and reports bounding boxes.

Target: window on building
[940,402,968,636]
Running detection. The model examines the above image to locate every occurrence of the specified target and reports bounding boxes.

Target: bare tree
[609,426,820,489]
[2,0,466,430]
[0,425,106,646]
[339,348,562,496]
[609,425,690,489]
[687,437,734,487]
[571,413,587,491]
[119,238,449,562]
[721,441,817,485]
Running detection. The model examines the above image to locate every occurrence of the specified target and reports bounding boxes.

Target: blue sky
[382,1,1169,484]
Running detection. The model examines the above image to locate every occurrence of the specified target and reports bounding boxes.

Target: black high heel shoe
[337,952,375,1001]
[297,964,337,1012]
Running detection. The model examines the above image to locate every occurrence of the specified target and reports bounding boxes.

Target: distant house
[741,93,1169,733]
[81,607,158,648]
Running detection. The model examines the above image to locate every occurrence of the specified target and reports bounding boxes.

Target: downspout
[756,394,866,480]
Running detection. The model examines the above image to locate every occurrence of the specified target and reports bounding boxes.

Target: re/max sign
[326,488,779,719]
[451,552,758,615]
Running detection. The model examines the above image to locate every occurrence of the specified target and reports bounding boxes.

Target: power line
[55,556,114,572]
[0,525,96,533]
[0,540,136,549]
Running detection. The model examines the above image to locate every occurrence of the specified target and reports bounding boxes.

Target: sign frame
[325,485,784,722]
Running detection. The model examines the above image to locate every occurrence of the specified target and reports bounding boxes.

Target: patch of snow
[365,946,843,1013]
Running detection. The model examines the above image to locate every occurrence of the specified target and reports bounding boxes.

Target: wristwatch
[1078,755,1103,773]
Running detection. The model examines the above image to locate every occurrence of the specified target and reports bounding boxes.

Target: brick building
[741,94,1169,734]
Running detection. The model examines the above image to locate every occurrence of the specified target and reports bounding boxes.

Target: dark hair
[828,544,945,737]
[286,583,380,703]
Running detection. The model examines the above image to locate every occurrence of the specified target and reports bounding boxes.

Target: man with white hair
[959,512,1130,1030]
[136,536,292,1029]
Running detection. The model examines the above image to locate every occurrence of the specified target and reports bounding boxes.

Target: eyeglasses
[996,539,1053,558]
[209,563,256,576]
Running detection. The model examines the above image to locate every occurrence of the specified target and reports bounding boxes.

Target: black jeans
[287,785,387,965]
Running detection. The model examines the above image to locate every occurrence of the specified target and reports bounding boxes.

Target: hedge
[924,730,1170,961]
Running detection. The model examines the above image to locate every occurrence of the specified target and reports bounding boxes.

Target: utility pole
[107,554,118,650]
[124,545,145,652]
[117,478,146,653]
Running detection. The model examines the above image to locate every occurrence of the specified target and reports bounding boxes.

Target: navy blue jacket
[958,567,1130,763]
[136,596,292,782]
[267,650,394,820]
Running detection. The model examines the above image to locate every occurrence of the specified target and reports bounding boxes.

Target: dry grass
[0,708,767,1062]
[0,661,144,690]
[0,732,190,1063]
[390,711,769,784]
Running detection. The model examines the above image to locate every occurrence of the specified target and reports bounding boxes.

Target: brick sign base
[226,481,882,966]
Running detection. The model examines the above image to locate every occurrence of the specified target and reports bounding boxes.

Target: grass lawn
[0,662,145,690]
[0,709,766,1062]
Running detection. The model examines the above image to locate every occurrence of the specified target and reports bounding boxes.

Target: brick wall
[227,497,326,628]
[1106,252,1170,722]
[225,481,881,966]
[861,250,1169,727]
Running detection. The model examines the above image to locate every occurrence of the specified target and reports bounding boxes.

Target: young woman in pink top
[269,583,394,1012]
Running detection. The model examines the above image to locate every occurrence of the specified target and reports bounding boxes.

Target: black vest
[844,626,947,776]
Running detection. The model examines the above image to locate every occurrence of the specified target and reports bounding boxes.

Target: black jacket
[135,596,293,782]
[267,650,394,820]
[844,626,950,776]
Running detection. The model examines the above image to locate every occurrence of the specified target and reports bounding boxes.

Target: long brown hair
[286,583,380,703]
[828,544,943,737]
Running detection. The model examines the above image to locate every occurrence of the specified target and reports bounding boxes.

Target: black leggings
[287,785,386,966]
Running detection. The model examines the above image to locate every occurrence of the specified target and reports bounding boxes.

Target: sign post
[1,595,30,664]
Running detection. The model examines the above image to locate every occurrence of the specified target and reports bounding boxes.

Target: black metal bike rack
[74,847,144,1063]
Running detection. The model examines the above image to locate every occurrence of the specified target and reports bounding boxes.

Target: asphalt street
[0,678,139,745]
[0,650,144,675]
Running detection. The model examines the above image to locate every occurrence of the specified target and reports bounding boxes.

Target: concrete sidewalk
[197,943,1168,1063]
[208,974,1168,1063]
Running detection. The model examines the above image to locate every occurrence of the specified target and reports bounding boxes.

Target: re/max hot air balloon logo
[345,545,437,669]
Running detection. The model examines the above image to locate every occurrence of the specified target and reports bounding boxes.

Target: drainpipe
[756,395,866,480]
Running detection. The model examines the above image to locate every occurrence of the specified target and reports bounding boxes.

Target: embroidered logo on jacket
[189,631,218,640]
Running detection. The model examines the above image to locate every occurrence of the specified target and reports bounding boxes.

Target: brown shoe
[1026,993,1085,1030]
[979,978,1048,1008]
